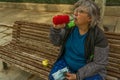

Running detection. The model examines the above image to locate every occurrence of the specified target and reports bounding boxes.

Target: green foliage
[106,0,120,6]
[0,0,78,4]
[0,0,119,6]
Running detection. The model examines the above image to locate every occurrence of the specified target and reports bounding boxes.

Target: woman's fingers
[53,23,66,29]
[65,72,76,80]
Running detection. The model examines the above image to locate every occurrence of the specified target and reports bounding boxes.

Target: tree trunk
[95,0,106,30]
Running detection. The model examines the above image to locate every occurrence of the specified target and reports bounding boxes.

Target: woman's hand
[53,23,66,29]
[65,72,76,80]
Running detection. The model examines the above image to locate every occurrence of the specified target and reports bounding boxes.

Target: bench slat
[109,44,120,54]
[108,57,120,64]
[107,71,120,79]
[108,62,120,68]
[109,53,120,59]
[105,32,120,40]
[108,39,120,44]
[107,66,120,74]
[106,75,118,80]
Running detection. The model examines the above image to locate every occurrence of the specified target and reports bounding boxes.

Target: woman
[49,0,109,80]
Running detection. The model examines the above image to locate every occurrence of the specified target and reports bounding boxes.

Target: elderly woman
[49,0,109,80]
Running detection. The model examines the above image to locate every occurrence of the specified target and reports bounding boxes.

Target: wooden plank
[14,21,51,29]
[105,32,120,40]
[108,62,120,69]
[106,75,118,80]
[20,31,49,42]
[18,42,59,56]
[107,71,120,78]
[109,53,120,59]
[108,57,120,64]
[20,25,50,32]
[109,44,120,54]
[107,66,120,74]
[20,28,49,37]
[108,39,120,44]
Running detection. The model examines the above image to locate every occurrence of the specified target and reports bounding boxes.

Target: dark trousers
[49,58,103,80]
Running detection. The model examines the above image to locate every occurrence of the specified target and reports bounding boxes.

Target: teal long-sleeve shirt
[64,26,87,72]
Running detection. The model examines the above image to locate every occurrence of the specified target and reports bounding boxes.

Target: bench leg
[0,60,4,71]
[3,62,8,70]
[0,60,8,71]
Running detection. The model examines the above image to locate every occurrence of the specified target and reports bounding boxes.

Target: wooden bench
[0,21,119,80]
[0,21,60,80]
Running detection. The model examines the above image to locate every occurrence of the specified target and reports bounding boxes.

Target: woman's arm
[76,46,109,80]
[49,26,66,46]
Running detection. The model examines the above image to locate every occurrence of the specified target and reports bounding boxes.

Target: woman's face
[73,7,91,27]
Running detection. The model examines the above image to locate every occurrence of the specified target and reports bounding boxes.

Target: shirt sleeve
[49,27,66,46]
[76,46,109,80]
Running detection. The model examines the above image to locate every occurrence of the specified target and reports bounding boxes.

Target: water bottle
[52,14,75,28]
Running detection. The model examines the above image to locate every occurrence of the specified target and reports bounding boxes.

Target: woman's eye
[75,14,78,16]
[79,10,84,13]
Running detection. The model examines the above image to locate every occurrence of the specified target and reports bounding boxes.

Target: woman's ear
[87,16,92,22]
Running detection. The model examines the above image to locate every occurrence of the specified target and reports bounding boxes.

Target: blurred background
[0,0,119,6]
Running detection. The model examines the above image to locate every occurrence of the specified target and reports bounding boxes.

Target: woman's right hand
[53,23,66,29]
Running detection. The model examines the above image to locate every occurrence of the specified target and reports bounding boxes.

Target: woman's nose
[74,12,78,17]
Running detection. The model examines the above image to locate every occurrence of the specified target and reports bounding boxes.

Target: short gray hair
[74,0,100,28]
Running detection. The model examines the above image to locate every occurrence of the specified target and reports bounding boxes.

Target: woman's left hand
[65,72,76,80]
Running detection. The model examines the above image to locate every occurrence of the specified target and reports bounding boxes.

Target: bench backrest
[12,21,59,71]
[13,21,59,55]
[105,32,120,80]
